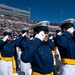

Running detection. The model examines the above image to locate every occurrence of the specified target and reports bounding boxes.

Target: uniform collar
[63,31,73,38]
[42,41,48,45]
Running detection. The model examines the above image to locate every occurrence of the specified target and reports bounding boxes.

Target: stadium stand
[0,4,59,39]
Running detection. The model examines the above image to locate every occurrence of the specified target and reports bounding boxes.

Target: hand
[49,36,53,40]
[22,32,27,37]
[67,27,75,34]
[2,35,8,42]
[35,31,45,41]
[57,32,62,35]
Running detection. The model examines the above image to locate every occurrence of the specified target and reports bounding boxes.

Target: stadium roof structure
[50,23,59,26]
[48,23,59,28]
[0,4,30,19]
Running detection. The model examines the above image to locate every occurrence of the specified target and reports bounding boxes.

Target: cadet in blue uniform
[0,29,26,75]
[16,28,31,75]
[0,29,14,75]
[21,21,55,75]
[53,29,62,75]
[54,18,75,75]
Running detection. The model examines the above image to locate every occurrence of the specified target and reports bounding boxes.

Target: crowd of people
[0,14,39,38]
[0,15,58,39]
[0,14,75,75]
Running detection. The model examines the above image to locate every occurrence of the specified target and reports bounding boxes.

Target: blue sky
[0,0,75,23]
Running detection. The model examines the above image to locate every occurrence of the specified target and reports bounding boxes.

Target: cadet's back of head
[3,28,12,37]
[59,18,75,32]
[20,27,29,34]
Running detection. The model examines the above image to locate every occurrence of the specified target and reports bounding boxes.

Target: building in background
[0,4,30,19]
[0,4,60,38]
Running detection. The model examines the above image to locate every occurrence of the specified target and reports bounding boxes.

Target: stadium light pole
[27,7,31,19]
[27,7,31,11]
[60,12,64,22]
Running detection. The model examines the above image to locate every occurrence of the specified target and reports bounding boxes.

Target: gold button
[43,56,45,58]
[45,65,47,67]
[46,70,47,71]
[41,52,43,54]
[45,61,46,62]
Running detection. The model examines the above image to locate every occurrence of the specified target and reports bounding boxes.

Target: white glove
[67,27,75,34]
[30,37,33,40]
[2,35,8,42]
[22,32,27,37]
[35,31,45,41]
[57,32,62,35]
[49,36,53,40]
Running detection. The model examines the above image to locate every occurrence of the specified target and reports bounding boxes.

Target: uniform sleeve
[48,39,55,51]
[15,36,24,47]
[56,35,68,48]
[48,39,56,61]
[2,41,14,57]
[21,38,41,63]
[0,40,5,47]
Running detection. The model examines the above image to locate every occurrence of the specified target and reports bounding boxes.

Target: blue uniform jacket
[21,38,55,74]
[55,31,75,59]
[0,40,5,53]
[0,36,24,57]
